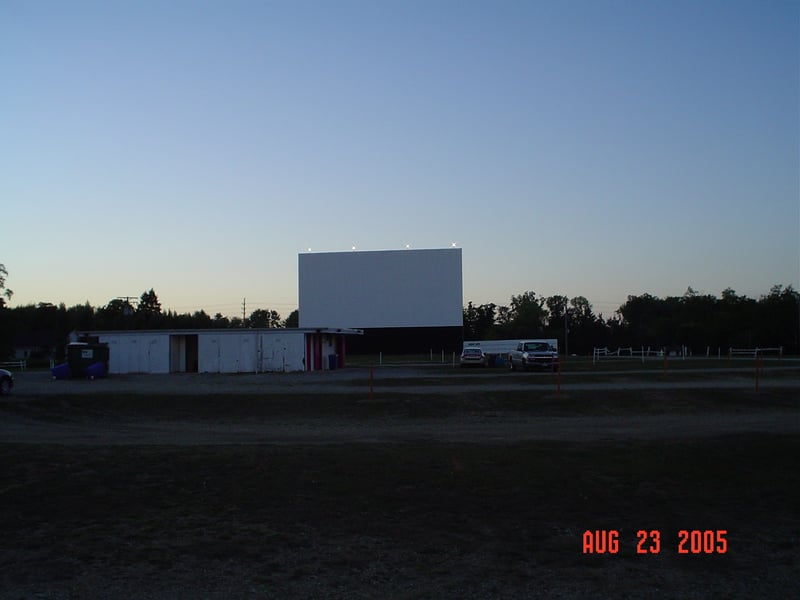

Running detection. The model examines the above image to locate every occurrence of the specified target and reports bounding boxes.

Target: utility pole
[116,296,138,316]
[242,298,246,326]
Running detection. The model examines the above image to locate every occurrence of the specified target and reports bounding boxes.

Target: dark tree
[758,285,799,351]
[96,298,136,330]
[545,295,568,327]
[463,302,496,340]
[192,310,213,328]
[495,305,512,326]
[0,263,12,308]
[212,313,231,328]
[137,289,162,327]
[617,293,666,346]
[284,309,299,328]
[566,296,598,354]
[249,308,282,328]
[67,302,96,331]
[0,264,13,356]
[507,291,546,338]
[716,289,757,349]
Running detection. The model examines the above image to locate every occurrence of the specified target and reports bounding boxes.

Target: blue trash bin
[51,363,72,380]
[85,361,108,380]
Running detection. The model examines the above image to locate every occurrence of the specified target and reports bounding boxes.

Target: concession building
[75,328,361,374]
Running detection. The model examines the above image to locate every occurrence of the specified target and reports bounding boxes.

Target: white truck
[507,340,559,371]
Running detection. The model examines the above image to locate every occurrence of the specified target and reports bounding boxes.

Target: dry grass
[1,435,798,598]
[0,371,798,598]
[2,384,797,420]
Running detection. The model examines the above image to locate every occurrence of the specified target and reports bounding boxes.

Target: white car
[460,347,487,367]
[0,368,13,395]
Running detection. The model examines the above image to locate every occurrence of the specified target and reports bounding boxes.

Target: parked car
[0,368,13,395]
[508,340,559,371]
[460,347,487,367]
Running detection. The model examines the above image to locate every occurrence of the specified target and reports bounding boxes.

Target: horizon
[3,1,798,319]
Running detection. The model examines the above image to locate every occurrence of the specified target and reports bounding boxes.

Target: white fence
[593,347,666,364]
[729,347,783,358]
[593,345,785,364]
[0,360,27,371]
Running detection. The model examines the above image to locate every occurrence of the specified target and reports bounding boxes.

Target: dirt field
[1,364,798,598]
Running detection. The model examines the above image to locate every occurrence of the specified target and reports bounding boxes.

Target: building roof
[77,327,363,337]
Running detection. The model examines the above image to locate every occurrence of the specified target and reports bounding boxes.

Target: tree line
[0,288,298,362]
[0,278,798,362]
[463,285,799,356]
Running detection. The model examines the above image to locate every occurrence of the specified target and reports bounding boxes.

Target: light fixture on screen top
[405,244,411,249]
[351,246,356,251]
[451,242,457,247]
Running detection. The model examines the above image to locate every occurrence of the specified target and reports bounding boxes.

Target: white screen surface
[299,248,463,328]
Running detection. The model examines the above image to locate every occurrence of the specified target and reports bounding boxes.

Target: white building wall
[149,336,171,373]
[198,334,222,373]
[198,331,308,373]
[101,333,170,374]
[218,335,238,372]
[217,332,256,373]
[199,333,256,373]
[258,331,306,372]
[88,329,347,374]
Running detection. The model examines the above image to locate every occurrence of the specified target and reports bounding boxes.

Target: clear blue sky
[2,0,798,319]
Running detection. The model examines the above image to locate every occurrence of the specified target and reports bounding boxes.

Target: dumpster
[67,343,109,377]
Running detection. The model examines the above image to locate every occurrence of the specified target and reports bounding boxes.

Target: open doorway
[169,334,199,373]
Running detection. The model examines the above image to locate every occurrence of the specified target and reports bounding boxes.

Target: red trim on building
[314,335,323,371]
[337,335,346,368]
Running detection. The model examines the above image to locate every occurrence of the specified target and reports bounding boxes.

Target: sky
[2,0,798,319]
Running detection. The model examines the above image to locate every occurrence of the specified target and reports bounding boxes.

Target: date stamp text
[582,529,728,555]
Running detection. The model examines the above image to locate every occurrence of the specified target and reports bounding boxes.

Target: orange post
[557,356,562,398]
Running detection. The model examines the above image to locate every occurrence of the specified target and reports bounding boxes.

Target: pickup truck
[508,340,558,371]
